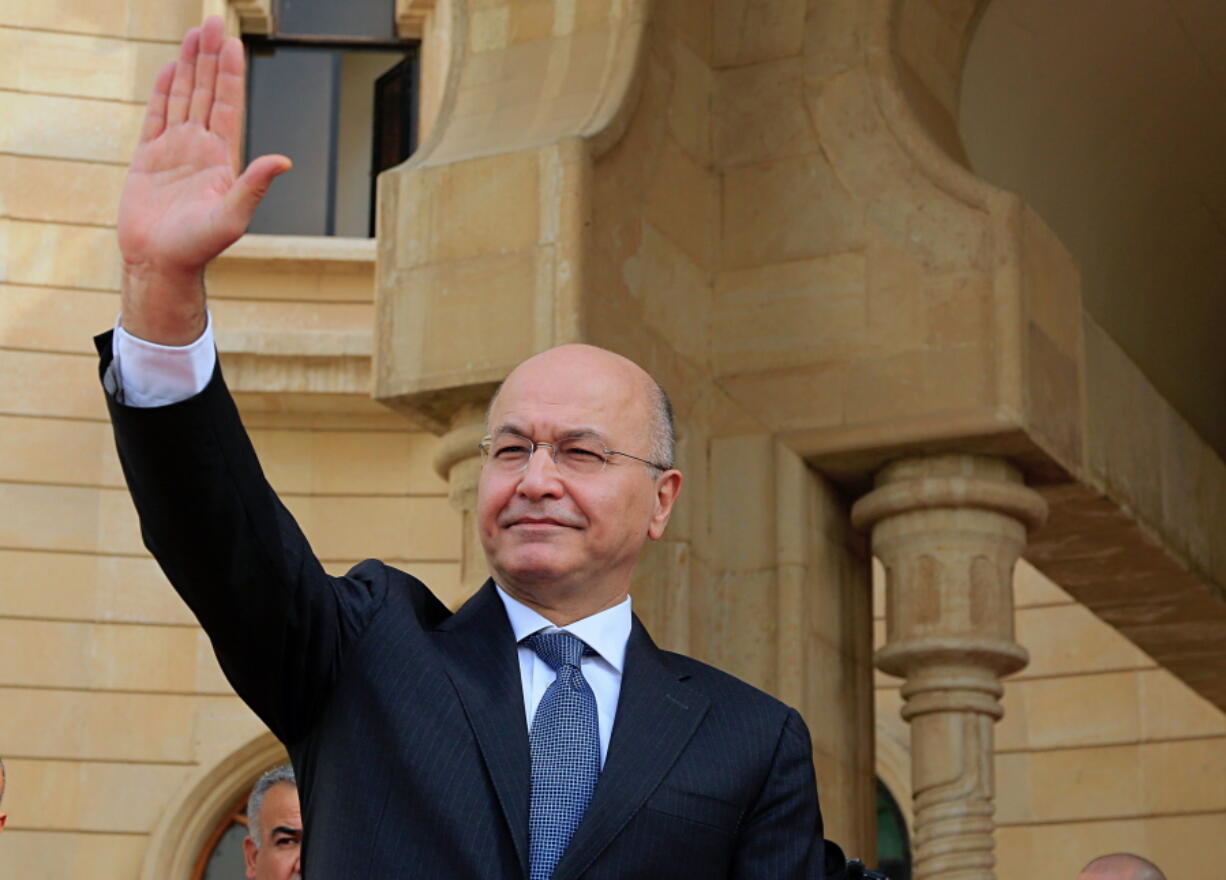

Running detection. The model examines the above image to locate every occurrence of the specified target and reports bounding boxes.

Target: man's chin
[494,553,579,589]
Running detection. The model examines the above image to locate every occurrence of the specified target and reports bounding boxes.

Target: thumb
[225,154,292,226]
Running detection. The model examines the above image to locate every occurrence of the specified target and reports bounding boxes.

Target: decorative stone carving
[853,455,1046,879]
[432,402,489,592]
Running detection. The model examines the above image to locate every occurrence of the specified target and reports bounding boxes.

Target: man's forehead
[260,782,301,820]
[492,349,652,428]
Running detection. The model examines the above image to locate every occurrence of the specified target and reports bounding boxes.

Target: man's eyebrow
[491,424,608,442]
[271,825,302,837]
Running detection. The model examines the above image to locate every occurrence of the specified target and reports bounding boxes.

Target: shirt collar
[495,584,632,675]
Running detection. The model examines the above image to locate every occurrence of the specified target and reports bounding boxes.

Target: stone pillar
[432,402,489,593]
[851,455,1046,880]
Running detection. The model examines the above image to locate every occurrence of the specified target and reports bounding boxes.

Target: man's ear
[243,836,259,878]
[647,469,683,540]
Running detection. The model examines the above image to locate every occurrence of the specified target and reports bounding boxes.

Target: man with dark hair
[100,14,825,879]
[1078,853,1167,880]
[244,765,302,880]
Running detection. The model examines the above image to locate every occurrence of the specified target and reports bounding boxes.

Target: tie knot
[524,631,592,671]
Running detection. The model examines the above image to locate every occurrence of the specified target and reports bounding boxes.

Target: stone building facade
[2,1,1225,878]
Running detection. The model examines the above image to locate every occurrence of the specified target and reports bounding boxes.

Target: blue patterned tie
[524,631,601,880]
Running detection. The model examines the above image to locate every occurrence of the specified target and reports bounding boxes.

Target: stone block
[802,0,860,84]
[5,219,121,291]
[996,744,1143,824]
[709,434,776,571]
[0,284,121,354]
[250,427,447,496]
[895,0,963,119]
[721,152,865,271]
[396,151,541,267]
[380,249,543,399]
[126,0,205,41]
[715,57,815,169]
[207,258,375,303]
[711,0,805,68]
[507,0,554,45]
[2,687,198,761]
[1137,667,1226,740]
[0,1,126,36]
[999,672,1141,751]
[280,494,461,563]
[713,252,867,374]
[660,0,713,64]
[0,28,174,102]
[704,568,777,693]
[4,757,191,832]
[1012,557,1071,608]
[1021,206,1082,359]
[0,415,120,487]
[0,619,200,692]
[1141,738,1226,814]
[0,549,193,625]
[0,92,142,163]
[617,222,710,365]
[0,831,146,880]
[1014,603,1154,680]
[644,135,716,271]
[666,38,712,165]
[0,484,115,556]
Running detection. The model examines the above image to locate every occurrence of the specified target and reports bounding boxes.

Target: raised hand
[118,16,290,344]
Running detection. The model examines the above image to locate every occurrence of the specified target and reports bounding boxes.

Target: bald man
[98,15,825,880]
[1078,853,1167,880]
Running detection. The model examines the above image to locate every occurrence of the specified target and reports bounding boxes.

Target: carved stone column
[851,455,1046,880]
[432,402,489,594]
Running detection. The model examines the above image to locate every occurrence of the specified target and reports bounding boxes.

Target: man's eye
[494,444,531,457]
[562,446,604,462]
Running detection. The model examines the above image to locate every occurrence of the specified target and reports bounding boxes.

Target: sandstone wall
[0,3,458,877]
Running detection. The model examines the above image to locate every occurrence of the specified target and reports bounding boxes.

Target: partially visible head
[0,756,7,833]
[477,344,682,615]
[1078,853,1166,880]
[243,764,301,880]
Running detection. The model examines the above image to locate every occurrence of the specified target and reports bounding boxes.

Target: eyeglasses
[478,433,671,476]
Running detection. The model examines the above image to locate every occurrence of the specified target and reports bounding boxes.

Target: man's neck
[497,582,629,626]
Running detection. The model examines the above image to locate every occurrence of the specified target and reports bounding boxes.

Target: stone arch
[140,731,289,880]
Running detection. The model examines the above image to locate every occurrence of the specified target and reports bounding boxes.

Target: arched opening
[876,778,912,880]
[140,732,288,880]
[960,0,1226,459]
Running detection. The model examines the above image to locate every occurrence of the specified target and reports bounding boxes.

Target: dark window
[876,779,912,880]
[194,793,249,880]
[243,0,418,237]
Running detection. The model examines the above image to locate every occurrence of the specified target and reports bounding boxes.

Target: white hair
[246,763,296,848]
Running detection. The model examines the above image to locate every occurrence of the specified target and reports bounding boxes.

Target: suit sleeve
[732,708,826,879]
[97,330,392,742]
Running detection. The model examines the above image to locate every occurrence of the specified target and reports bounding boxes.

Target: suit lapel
[432,580,531,878]
[551,616,710,880]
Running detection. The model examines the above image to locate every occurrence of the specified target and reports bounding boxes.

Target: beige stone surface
[877,557,1226,877]
[0,831,147,880]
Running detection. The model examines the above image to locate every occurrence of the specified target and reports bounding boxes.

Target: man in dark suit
[103,15,825,878]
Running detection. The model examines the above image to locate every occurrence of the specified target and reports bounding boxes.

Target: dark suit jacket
[98,332,825,878]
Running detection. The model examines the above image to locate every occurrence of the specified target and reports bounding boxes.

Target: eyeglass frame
[477,432,673,475]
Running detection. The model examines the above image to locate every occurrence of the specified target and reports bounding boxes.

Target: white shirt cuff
[112,313,217,407]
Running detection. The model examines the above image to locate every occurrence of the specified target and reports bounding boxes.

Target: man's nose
[516,446,565,497]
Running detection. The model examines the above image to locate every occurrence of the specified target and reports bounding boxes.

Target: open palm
[118,17,289,278]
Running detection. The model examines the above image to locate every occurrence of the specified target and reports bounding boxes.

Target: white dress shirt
[111,315,633,767]
[111,315,217,406]
[495,585,630,768]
